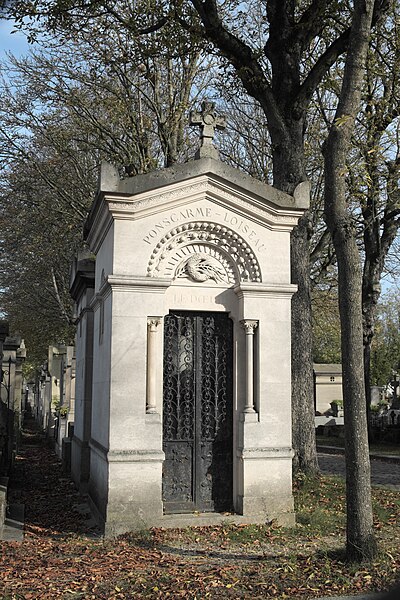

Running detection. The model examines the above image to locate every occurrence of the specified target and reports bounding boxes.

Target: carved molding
[240,447,294,459]
[107,181,208,214]
[106,178,301,230]
[147,317,162,332]
[176,252,226,283]
[240,320,259,334]
[147,221,262,284]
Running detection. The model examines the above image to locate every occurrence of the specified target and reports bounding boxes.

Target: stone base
[88,448,165,537]
[87,443,295,535]
[89,485,294,537]
[238,495,295,527]
[89,496,164,537]
[90,505,295,536]
[156,511,294,529]
[102,501,163,537]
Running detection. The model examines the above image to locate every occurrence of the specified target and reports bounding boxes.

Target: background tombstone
[1,335,25,473]
[80,104,309,535]
[0,323,10,474]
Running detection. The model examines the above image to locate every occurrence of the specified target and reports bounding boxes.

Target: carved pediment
[147,221,262,285]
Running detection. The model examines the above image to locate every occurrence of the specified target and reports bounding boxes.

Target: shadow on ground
[8,414,100,538]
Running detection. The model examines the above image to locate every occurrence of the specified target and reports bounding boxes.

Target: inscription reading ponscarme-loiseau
[142,207,266,252]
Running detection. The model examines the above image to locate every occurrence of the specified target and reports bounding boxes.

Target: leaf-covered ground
[1,418,399,599]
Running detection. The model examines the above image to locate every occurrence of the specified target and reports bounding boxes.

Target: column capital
[147,317,162,332]
[241,319,258,414]
[240,319,258,334]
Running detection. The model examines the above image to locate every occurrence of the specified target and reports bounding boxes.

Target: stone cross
[190,101,226,159]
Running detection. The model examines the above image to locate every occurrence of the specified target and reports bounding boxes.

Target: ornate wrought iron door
[162,311,233,513]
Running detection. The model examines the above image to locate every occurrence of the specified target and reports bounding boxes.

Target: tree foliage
[371,289,400,386]
[0,10,210,366]
[0,90,95,363]
[312,287,341,364]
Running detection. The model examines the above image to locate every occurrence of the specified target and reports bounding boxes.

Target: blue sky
[0,19,30,58]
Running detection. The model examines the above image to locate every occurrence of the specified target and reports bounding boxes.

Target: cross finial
[190,100,226,160]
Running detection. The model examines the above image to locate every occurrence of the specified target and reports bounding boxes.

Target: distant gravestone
[73,103,310,535]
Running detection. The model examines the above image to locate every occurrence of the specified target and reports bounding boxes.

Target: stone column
[241,320,258,413]
[146,317,162,414]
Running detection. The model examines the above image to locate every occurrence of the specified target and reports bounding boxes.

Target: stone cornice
[89,284,112,310]
[107,275,171,293]
[89,276,170,308]
[234,283,298,299]
[85,196,113,254]
[70,256,95,301]
[107,449,165,463]
[96,158,309,209]
[103,176,304,231]
[238,447,294,459]
[89,437,164,463]
[89,437,108,460]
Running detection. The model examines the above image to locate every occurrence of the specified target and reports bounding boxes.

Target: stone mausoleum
[71,103,309,535]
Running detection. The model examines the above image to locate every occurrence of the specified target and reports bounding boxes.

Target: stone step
[0,502,24,541]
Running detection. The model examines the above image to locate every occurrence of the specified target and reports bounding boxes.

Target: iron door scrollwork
[162,312,233,514]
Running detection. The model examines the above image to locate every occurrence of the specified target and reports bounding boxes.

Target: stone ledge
[107,449,165,463]
[155,509,294,529]
[0,503,24,541]
[238,447,294,459]
[89,438,165,463]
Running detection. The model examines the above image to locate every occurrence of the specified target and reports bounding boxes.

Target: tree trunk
[362,174,381,441]
[269,119,318,476]
[269,117,318,475]
[364,341,374,440]
[323,0,377,562]
[325,135,377,560]
[335,216,376,561]
[291,214,317,473]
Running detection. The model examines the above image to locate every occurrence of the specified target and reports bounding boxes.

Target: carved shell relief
[147,221,262,284]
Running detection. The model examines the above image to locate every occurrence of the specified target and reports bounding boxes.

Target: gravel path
[318,452,400,490]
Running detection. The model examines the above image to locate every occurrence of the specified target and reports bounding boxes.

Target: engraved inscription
[173,293,217,305]
[112,177,300,233]
[143,208,266,253]
[222,213,266,252]
[143,207,212,244]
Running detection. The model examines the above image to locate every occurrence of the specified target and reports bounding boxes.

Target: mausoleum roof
[85,157,309,240]
[313,363,342,374]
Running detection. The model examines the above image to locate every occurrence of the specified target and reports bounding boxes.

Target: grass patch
[294,473,346,534]
[316,435,346,447]
[225,523,271,544]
